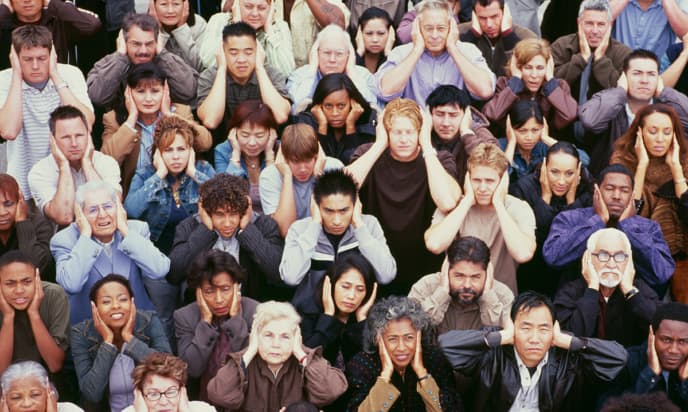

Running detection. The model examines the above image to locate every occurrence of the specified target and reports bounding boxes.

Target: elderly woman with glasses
[0,361,83,412]
[346,296,461,411]
[124,353,215,412]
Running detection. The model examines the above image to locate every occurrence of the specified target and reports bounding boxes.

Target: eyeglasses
[143,386,180,401]
[85,202,115,218]
[591,251,629,263]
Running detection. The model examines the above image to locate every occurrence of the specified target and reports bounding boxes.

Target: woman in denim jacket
[125,115,216,255]
[71,274,171,412]
[214,100,278,214]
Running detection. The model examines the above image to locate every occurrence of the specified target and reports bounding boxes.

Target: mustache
[450,287,480,302]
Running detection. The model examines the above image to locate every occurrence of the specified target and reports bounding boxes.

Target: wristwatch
[624,287,640,300]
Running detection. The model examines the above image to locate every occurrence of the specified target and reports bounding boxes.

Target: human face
[590,233,628,289]
[240,0,270,30]
[520,55,547,93]
[318,35,349,75]
[513,117,543,153]
[362,18,390,55]
[10,0,42,22]
[155,0,185,29]
[321,89,351,129]
[160,134,191,175]
[318,193,353,236]
[237,123,270,158]
[420,9,450,56]
[448,260,486,305]
[132,80,164,116]
[578,9,610,48]
[257,320,295,368]
[431,104,463,141]
[332,269,367,315]
[381,318,417,371]
[641,112,674,158]
[18,46,50,84]
[95,281,132,331]
[54,117,89,166]
[287,157,317,182]
[474,1,503,39]
[0,262,35,311]
[141,375,181,412]
[126,26,157,64]
[200,272,236,318]
[0,192,18,232]
[655,319,688,371]
[4,377,48,412]
[388,116,420,162]
[599,172,632,218]
[546,152,578,197]
[210,207,242,239]
[626,58,659,102]
[470,165,501,206]
[513,306,553,368]
[82,189,117,243]
[224,35,257,83]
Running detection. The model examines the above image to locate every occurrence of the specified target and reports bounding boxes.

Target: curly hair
[601,391,680,412]
[132,353,188,391]
[362,296,433,353]
[154,115,196,153]
[199,174,249,215]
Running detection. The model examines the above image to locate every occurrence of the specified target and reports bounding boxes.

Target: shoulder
[386,43,415,62]
[51,224,80,245]
[41,281,68,299]
[174,302,201,322]
[505,195,535,215]
[492,280,514,300]
[57,63,86,80]
[412,272,442,289]
[288,65,316,83]
[513,25,537,39]
[127,219,151,234]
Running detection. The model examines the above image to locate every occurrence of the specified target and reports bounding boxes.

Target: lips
[394,354,410,363]
[111,313,125,320]
[14,298,27,306]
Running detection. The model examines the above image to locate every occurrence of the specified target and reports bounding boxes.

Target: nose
[214,290,223,304]
[112,299,121,309]
[332,214,341,225]
[441,115,451,126]
[222,215,232,227]
[612,188,622,200]
[31,59,39,70]
[247,136,256,147]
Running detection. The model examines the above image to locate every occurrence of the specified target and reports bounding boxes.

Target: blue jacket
[71,310,171,404]
[51,220,170,325]
[124,161,215,241]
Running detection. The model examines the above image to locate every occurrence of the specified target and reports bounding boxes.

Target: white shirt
[0,64,93,198]
[508,348,549,412]
[28,151,121,213]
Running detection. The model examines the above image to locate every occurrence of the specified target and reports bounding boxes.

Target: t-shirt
[259,157,344,217]
[353,144,457,289]
[0,282,70,366]
[449,195,536,293]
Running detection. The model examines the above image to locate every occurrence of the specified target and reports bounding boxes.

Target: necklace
[172,188,181,208]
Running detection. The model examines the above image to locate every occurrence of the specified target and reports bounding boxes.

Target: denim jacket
[71,310,172,405]
[124,161,216,241]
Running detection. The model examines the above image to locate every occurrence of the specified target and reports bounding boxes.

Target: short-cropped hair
[467,143,509,176]
[132,353,188,390]
[49,105,88,136]
[222,22,256,42]
[280,124,319,162]
[122,13,159,39]
[251,301,301,336]
[382,98,422,133]
[75,180,120,209]
[510,291,555,323]
[446,236,490,270]
[313,169,358,204]
[89,274,134,303]
[11,25,52,52]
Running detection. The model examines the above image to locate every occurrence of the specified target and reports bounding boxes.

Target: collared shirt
[624,98,653,127]
[0,64,93,199]
[614,0,688,63]
[509,348,549,412]
[136,120,157,172]
[109,344,135,412]
[376,42,496,105]
[28,151,122,213]
[213,235,240,262]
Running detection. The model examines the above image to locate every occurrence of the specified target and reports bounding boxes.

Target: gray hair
[251,301,301,336]
[362,296,433,353]
[315,24,350,51]
[578,0,612,20]
[416,0,452,16]
[75,180,120,209]
[1,361,52,395]
[586,228,632,254]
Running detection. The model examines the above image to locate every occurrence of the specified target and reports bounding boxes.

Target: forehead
[515,305,553,325]
[592,233,626,253]
[515,117,542,129]
[547,152,578,169]
[580,9,609,23]
[523,55,547,66]
[657,319,688,336]
[55,117,88,135]
[237,123,267,133]
[319,34,346,50]
[127,26,155,41]
[18,46,49,58]
[363,18,388,31]
[225,35,255,48]
[210,207,241,217]
[242,0,269,6]
[474,1,501,15]
[97,281,129,298]
[82,189,113,206]
[628,58,658,72]
[261,319,294,334]
[335,269,365,285]
[0,261,34,280]
[432,104,461,114]
[203,272,234,286]
[319,193,354,209]
[143,375,179,390]
[420,8,449,24]
[643,112,672,127]
[449,260,485,274]
[323,89,350,102]
[470,164,500,180]
[600,172,632,188]
[7,376,42,391]
[390,116,417,130]
[383,318,416,336]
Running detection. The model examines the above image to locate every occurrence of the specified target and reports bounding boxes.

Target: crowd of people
[0,0,687,410]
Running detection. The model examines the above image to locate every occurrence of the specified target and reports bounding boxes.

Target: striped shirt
[0,63,92,198]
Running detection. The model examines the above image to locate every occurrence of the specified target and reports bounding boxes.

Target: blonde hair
[382,98,422,133]
[251,301,301,336]
[467,143,509,176]
[509,38,551,75]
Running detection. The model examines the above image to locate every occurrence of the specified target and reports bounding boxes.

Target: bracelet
[418,373,431,381]
[624,287,639,300]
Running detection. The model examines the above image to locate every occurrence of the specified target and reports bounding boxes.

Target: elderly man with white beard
[554,228,659,347]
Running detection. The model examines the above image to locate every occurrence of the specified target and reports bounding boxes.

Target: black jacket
[554,278,659,347]
[439,329,627,412]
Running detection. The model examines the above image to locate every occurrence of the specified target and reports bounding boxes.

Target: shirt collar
[514,346,549,374]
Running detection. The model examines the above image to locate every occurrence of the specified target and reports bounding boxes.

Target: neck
[230,73,251,86]
[628,97,651,115]
[268,363,282,377]
[389,147,421,162]
[94,234,114,243]
[0,228,10,244]
[428,48,445,58]
[17,13,41,24]
[70,160,82,171]
[600,285,615,298]
[335,312,349,323]
[139,112,157,126]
